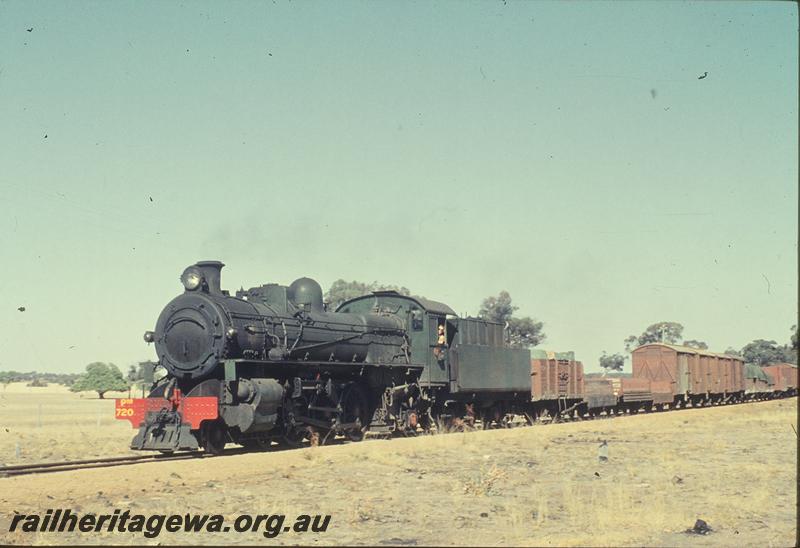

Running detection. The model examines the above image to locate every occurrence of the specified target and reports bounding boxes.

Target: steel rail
[0,453,206,478]
[0,446,258,478]
[0,453,176,471]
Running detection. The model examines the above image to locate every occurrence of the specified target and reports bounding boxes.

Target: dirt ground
[0,385,796,546]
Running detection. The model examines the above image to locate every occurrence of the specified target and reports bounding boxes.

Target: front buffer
[115,391,218,452]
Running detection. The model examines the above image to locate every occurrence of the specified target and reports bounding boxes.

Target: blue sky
[0,1,796,373]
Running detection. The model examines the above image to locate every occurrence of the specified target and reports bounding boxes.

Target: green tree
[724,347,742,357]
[780,346,797,364]
[623,335,638,352]
[599,351,626,372]
[478,291,517,323]
[683,339,708,350]
[740,340,787,367]
[783,325,798,364]
[478,291,545,348]
[624,322,684,351]
[325,280,412,311]
[69,362,128,399]
[507,317,546,348]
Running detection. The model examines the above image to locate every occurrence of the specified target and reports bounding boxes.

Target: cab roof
[338,290,457,316]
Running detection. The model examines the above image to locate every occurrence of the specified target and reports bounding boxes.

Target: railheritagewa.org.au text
[8,509,331,538]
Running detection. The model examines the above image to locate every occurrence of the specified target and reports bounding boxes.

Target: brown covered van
[631,343,745,400]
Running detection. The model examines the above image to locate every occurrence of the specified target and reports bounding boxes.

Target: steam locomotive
[116,261,424,453]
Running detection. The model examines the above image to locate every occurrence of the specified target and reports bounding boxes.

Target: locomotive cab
[337,291,457,387]
[338,292,532,428]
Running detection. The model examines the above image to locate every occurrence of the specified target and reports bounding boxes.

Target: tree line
[0,361,159,399]
[0,371,81,387]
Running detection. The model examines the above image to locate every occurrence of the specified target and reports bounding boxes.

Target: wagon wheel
[200,420,227,455]
[340,383,370,441]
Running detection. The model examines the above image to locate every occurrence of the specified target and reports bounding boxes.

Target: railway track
[0,451,223,478]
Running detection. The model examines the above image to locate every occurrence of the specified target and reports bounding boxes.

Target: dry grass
[0,383,135,464]
[462,463,508,496]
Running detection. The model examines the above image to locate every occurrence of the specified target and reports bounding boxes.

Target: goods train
[115,261,798,453]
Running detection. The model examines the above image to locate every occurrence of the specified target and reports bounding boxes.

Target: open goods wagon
[530,349,585,417]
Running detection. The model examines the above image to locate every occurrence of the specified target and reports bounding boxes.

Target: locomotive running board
[222,359,424,381]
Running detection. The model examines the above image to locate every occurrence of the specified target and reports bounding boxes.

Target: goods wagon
[584,377,617,414]
[631,343,745,405]
[530,349,585,418]
[583,374,677,413]
[762,363,798,395]
[618,377,653,410]
[530,350,584,399]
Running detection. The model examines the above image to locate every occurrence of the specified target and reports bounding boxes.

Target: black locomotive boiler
[117,261,423,453]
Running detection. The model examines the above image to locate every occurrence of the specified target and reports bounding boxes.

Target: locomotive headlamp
[143,331,155,343]
[180,267,203,291]
[226,327,237,339]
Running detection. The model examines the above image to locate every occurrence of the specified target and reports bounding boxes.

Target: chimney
[195,261,225,294]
